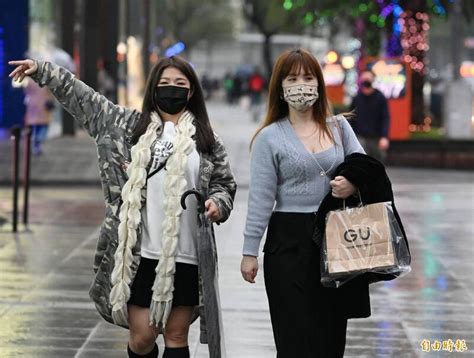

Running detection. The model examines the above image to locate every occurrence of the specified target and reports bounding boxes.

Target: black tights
[127,344,190,358]
[127,343,158,358]
[163,346,190,358]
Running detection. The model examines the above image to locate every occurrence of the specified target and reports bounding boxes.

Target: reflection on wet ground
[0,172,472,357]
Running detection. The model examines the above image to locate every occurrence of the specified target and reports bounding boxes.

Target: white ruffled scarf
[109,110,196,328]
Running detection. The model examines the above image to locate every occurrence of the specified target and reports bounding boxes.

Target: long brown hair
[251,48,333,148]
[132,56,215,154]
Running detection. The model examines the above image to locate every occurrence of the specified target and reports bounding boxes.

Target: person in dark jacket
[349,70,390,162]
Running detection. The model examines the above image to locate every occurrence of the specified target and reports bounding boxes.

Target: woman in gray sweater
[241,48,365,357]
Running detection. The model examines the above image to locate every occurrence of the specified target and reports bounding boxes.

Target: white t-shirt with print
[141,121,200,265]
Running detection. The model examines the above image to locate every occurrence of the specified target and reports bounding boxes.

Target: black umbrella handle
[181,189,205,214]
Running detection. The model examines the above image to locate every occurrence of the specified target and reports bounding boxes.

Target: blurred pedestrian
[9,56,236,358]
[248,68,266,122]
[240,48,369,357]
[231,73,243,104]
[23,79,56,155]
[201,73,212,100]
[349,69,390,162]
[223,71,234,105]
[429,77,444,127]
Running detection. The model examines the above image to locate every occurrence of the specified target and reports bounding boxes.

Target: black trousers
[263,212,348,358]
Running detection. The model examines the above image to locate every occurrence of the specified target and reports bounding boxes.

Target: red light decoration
[400,11,429,74]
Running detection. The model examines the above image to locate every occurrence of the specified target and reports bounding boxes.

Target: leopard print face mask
[282,84,319,112]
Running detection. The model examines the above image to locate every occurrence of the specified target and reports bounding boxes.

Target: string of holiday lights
[400,10,430,74]
[281,0,450,74]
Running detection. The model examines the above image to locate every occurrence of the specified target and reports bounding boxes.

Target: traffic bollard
[10,126,21,233]
[23,126,32,225]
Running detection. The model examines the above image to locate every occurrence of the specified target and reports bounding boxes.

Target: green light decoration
[321,9,332,19]
[283,0,293,10]
[359,3,368,12]
[304,12,314,24]
[377,18,385,27]
[369,14,378,23]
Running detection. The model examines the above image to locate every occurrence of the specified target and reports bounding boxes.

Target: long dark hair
[132,56,215,154]
[251,48,333,147]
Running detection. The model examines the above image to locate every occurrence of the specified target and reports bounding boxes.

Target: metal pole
[60,0,76,136]
[23,126,32,225]
[451,0,462,81]
[10,126,21,233]
[142,0,150,76]
[117,0,129,106]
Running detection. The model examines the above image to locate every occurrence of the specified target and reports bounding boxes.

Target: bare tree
[242,0,311,77]
[161,0,234,56]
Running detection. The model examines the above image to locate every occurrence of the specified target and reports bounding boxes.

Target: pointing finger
[8,66,24,78]
[8,60,28,66]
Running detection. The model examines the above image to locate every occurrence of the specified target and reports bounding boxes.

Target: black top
[349,89,390,138]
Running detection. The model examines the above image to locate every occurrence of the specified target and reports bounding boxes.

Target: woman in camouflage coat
[9,57,236,358]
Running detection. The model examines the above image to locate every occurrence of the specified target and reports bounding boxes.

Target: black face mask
[154,85,189,115]
[361,80,373,88]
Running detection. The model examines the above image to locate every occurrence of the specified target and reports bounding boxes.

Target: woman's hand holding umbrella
[205,199,220,222]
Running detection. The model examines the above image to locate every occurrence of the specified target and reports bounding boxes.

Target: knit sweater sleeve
[339,116,365,156]
[243,128,278,257]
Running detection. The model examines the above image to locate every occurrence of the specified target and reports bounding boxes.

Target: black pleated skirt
[263,212,349,358]
[128,257,199,308]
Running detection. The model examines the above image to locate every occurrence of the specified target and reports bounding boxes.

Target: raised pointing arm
[9,59,136,140]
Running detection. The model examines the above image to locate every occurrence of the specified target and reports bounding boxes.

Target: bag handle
[342,188,363,210]
[335,115,362,210]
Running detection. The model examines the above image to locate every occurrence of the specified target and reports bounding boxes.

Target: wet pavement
[0,130,99,186]
[0,102,473,357]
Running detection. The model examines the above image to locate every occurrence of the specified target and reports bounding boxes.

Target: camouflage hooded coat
[31,61,236,344]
